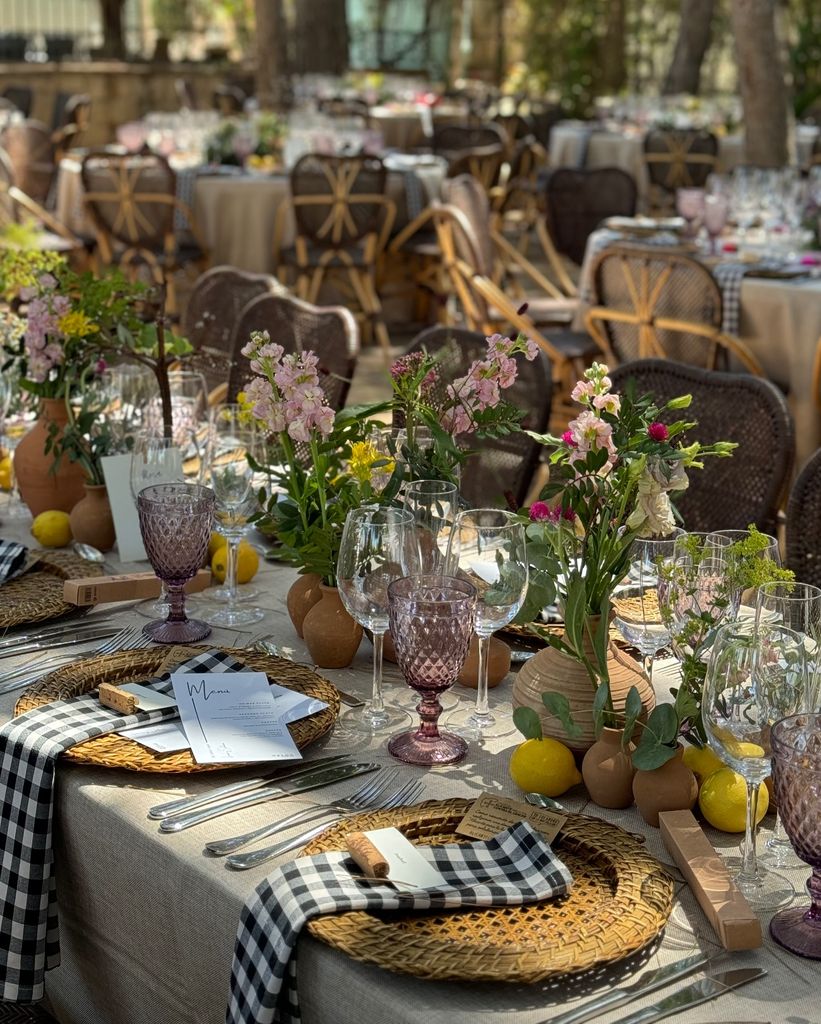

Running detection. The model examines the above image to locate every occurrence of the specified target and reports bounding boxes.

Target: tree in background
[254,0,289,109]
[294,0,349,75]
[663,0,716,94]
[788,0,821,119]
[98,0,126,59]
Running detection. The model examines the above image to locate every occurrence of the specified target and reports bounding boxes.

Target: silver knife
[158,761,380,832]
[616,967,766,1024]
[0,616,113,650]
[147,754,350,819]
[548,952,712,1024]
[0,628,119,660]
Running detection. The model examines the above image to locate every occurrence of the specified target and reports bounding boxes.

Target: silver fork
[206,767,403,856]
[225,777,426,870]
[0,625,152,695]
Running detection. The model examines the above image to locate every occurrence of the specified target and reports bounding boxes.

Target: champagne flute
[337,505,419,734]
[703,621,806,909]
[445,508,528,740]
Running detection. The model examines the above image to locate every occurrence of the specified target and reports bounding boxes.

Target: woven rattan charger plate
[14,645,340,772]
[0,550,102,630]
[303,799,673,983]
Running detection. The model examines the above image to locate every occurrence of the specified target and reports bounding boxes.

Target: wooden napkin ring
[346,831,389,878]
[98,683,138,715]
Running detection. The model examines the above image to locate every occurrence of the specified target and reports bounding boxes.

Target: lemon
[31,510,72,548]
[509,737,582,797]
[682,744,724,784]
[211,541,260,585]
[698,767,769,832]
[208,531,226,559]
[0,455,11,491]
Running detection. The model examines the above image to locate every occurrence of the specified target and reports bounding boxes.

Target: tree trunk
[729,0,790,167]
[98,0,126,59]
[294,0,349,75]
[254,0,289,111]
[599,0,627,94]
[663,0,716,95]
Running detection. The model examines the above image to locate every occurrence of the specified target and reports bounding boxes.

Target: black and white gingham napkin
[712,261,749,335]
[0,539,28,585]
[0,647,243,1002]
[226,821,573,1024]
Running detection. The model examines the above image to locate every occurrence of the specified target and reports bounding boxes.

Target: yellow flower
[57,310,98,337]
[349,440,394,486]
[233,391,258,427]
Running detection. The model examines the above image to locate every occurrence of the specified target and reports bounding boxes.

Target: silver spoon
[72,542,113,573]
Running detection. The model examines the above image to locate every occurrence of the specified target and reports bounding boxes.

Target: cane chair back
[492,112,534,149]
[403,325,553,508]
[227,292,359,409]
[786,448,821,588]
[445,145,507,193]
[643,128,718,192]
[611,359,793,535]
[586,245,764,375]
[529,104,565,147]
[432,122,506,156]
[0,119,55,203]
[183,266,283,355]
[318,96,371,126]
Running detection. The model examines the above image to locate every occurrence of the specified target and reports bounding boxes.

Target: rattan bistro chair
[786,447,821,588]
[80,152,209,316]
[0,146,83,257]
[586,245,764,375]
[0,119,56,204]
[611,359,794,535]
[643,128,718,211]
[432,122,507,156]
[403,325,553,508]
[183,266,283,355]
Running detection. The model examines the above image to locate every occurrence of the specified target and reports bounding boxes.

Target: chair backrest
[289,152,387,248]
[213,84,246,115]
[2,85,32,117]
[492,112,534,148]
[432,122,506,155]
[544,167,638,266]
[610,358,793,535]
[786,448,821,587]
[0,119,55,202]
[62,94,92,132]
[588,244,729,369]
[440,174,495,277]
[182,266,283,355]
[507,137,546,184]
[643,128,718,191]
[528,103,565,147]
[228,291,360,409]
[317,96,371,126]
[445,145,506,192]
[403,325,553,508]
[81,151,177,251]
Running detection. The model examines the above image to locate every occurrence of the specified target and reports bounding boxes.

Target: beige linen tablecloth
[0,514,814,1024]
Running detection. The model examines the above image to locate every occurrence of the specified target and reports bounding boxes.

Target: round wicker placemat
[303,799,673,983]
[0,550,103,629]
[14,646,340,773]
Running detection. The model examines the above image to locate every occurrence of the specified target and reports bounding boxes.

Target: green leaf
[591,681,611,739]
[541,691,583,740]
[512,706,542,741]
[622,685,643,748]
[631,738,678,771]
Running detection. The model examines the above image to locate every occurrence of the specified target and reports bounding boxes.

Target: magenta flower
[529,501,551,521]
[648,421,670,442]
[561,429,577,447]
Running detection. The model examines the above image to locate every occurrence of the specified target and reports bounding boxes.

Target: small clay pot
[632,744,698,827]
[302,584,363,668]
[582,727,635,809]
[457,636,511,689]
[286,573,322,638]
[69,483,116,553]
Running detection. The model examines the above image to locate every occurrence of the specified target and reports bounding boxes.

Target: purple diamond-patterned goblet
[137,483,215,644]
[387,574,476,766]
[770,713,821,959]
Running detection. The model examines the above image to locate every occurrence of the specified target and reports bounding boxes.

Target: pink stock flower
[528,501,551,521]
[568,410,617,465]
[648,421,670,442]
[592,392,621,415]
[524,338,539,361]
[571,379,597,404]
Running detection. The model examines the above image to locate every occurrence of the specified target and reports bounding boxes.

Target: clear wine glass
[388,574,477,765]
[337,505,419,734]
[200,416,264,628]
[703,621,806,909]
[403,479,458,573]
[445,508,528,740]
[676,187,706,239]
[137,483,215,643]
[100,364,159,449]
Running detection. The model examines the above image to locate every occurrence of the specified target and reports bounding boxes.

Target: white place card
[100,453,147,562]
[118,721,190,753]
[170,670,301,764]
[362,827,444,889]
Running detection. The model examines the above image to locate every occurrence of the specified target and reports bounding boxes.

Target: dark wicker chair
[643,128,718,208]
[529,103,565,147]
[317,96,371,126]
[611,359,793,535]
[401,325,553,508]
[445,145,507,193]
[227,291,360,409]
[0,144,83,254]
[0,119,55,203]
[432,123,507,156]
[786,448,821,588]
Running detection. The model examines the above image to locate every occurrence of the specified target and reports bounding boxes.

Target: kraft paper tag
[455,793,567,844]
[158,646,201,675]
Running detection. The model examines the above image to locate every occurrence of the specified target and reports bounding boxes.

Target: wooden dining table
[0,512,814,1024]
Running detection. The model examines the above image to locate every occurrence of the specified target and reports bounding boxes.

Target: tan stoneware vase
[302,584,363,669]
[632,744,699,827]
[14,398,86,516]
[286,573,323,638]
[69,484,116,553]
[581,726,636,809]
[457,636,512,689]
[512,621,655,755]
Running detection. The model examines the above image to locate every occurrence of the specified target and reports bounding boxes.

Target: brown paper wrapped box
[63,570,212,607]
[659,809,762,950]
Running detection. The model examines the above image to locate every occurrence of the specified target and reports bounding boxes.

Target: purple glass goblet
[137,483,215,644]
[770,713,821,959]
[387,574,476,766]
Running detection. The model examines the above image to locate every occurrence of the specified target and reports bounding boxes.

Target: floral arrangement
[205,112,287,168]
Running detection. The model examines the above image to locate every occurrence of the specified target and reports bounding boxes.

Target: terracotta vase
[457,636,512,689]
[69,483,116,552]
[582,727,636,809]
[14,398,86,516]
[512,620,655,755]
[632,744,698,827]
[302,584,363,668]
[286,573,322,638]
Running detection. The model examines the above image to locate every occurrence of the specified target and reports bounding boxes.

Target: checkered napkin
[226,821,573,1024]
[0,647,243,1003]
[0,539,28,585]
[712,261,749,336]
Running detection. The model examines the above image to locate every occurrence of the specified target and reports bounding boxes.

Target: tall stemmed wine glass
[769,713,821,959]
[445,509,528,740]
[336,506,419,734]
[388,574,476,765]
[137,483,215,643]
[702,621,807,909]
[403,479,458,572]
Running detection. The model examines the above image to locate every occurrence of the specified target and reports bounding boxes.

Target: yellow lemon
[31,510,72,548]
[698,767,769,833]
[208,531,226,559]
[211,541,260,585]
[682,744,724,784]
[509,737,582,798]
[0,455,11,492]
